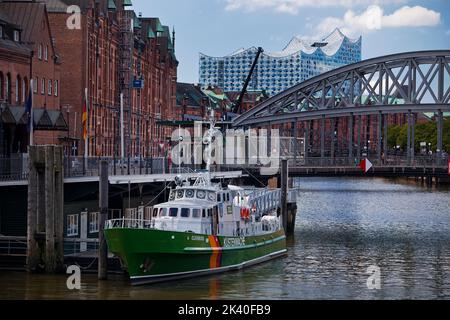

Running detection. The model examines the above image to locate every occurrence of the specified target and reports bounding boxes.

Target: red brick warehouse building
[0,0,65,156]
[45,0,178,158]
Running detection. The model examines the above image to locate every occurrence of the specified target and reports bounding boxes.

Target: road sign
[133,79,144,89]
[360,158,373,173]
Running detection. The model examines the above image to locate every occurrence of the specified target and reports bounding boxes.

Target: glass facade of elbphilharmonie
[199,29,362,97]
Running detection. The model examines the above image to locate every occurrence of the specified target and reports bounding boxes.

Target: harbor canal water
[0,177,449,300]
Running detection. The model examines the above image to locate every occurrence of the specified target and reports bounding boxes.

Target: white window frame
[13,30,20,42]
[34,77,38,93]
[15,77,19,103]
[22,78,26,103]
[89,212,99,234]
[67,214,79,237]
[44,45,48,61]
[48,79,52,96]
[54,80,58,97]
[41,78,45,95]
[38,44,42,60]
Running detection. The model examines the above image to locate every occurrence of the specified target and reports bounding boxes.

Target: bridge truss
[233,51,450,165]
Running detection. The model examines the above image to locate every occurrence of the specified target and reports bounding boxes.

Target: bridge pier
[357,115,362,162]
[320,116,325,164]
[437,110,443,158]
[348,114,354,165]
[377,112,382,164]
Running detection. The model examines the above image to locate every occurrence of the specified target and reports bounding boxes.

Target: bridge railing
[0,154,448,182]
[289,155,449,169]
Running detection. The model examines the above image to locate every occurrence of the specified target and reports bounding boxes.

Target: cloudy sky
[132,0,450,83]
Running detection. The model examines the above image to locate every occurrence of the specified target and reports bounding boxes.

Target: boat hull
[105,228,287,285]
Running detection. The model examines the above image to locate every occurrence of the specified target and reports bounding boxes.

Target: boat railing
[105,219,156,230]
[246,189,282,216]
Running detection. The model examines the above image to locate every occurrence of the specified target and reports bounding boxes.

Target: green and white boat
[104,112,287,285]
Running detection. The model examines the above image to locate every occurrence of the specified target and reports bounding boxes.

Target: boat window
[181,208,190,218]
[185,189,195,198]
[197,190,206,200]
[159,208,168,217]
[169,208,178,217]
[202,209,207,218]
[153,208,158,218]
[226,193,230,202]
[192,209,201,218]
[217,194,221,202]
[207,208,213,217]
[177,190,184,199]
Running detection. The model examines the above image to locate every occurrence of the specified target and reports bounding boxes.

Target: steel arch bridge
[233,51,450,127]
[232,51,450,167]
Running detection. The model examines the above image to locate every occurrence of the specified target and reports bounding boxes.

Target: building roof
[201,28,361,59]
[176,83,205,108]
[0,1,59,59]
[44,0,70,13]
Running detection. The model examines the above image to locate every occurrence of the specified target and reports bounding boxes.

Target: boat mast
[205,108,216,174]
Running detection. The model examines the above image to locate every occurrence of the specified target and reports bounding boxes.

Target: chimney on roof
[172,26,175,51]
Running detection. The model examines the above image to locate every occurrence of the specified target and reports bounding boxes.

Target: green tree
[387,118,450,153]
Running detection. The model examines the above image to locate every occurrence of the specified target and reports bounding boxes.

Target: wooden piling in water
[27,146,64,273]
[98,160,109,280]
[281,159,288,232]
[27,147,39,272]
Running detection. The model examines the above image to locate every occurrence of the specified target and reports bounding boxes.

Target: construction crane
[230,47,264,117]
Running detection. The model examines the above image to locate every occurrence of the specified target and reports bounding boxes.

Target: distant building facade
[199,29,361,97]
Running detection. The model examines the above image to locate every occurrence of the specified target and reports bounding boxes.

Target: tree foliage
[387,119,450,152]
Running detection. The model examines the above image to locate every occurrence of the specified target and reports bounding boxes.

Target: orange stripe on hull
[208,236,222,269]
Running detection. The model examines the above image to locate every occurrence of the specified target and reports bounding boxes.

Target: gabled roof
[43,0,69,13]
[176,83,206,108]
[0,1,58,57]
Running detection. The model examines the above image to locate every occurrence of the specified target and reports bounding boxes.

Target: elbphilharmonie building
[199,29,362,96]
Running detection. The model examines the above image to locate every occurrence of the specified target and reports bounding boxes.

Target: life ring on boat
[240,208,251,220]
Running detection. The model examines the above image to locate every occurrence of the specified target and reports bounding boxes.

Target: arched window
[16,75,22,104]
[23,77,28,103]
[6,73,11,103]
[0,72,4,100]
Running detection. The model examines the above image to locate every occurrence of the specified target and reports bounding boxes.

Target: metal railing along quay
[0,154,448,183]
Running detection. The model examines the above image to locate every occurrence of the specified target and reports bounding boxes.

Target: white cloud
[315,5,441,37]
[224,0,407,15]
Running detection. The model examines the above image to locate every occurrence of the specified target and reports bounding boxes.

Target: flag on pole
[82,92,88,141]
[25,79,34,146]
[360,158,373,173]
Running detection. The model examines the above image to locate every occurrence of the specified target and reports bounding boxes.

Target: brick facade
[46,0,178,158]
[0,0,61,154]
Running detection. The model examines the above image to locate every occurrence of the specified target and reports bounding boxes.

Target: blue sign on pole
[133,79,144,89]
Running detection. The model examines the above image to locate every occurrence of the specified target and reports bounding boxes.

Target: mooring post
[27,146,39,272]
[44,146,56,273]
[98,160,109,280]
[281,159,288,232]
